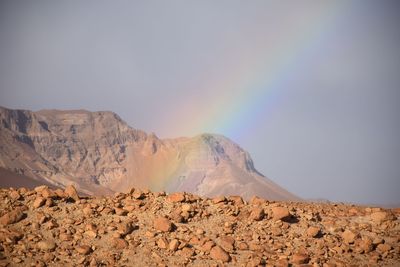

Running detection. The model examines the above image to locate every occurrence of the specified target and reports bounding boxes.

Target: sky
[0,1,399,206]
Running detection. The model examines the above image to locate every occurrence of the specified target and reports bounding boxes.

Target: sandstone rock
[114,207,128,216]
[219,236,235,252]
[370,211,396,224]
[210,245,230,262]
[9,190,21,200]
[112,238,129,249]
[249,207,264,221]
[34,185,48,193]
[154,217,173,232]
[76,245,92,255]
[342,229,357,244]
[200,240,215,252]
[272,207,291,221]
[181,247,195,257]
[169,239,180,251]
[292,252,309,264]
[212,196,226,204]
[377,243,391,253]
[157,237,169,249]
[167,192,185,203]
[64,185,80,201]
[33,197,46,208]
[306,226,321,238]
[37,240,56,251]
[0,209,25,225]
[117,221,134,236]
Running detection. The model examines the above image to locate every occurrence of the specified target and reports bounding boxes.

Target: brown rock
[37,240,56,251]
[64,185,80,201]
[0,209,25,225]
[249,207,265,221]
[76,245,92,255]
[167,192,185,203]
[9,190,21,200]
[358,238,373,253]
[181,247,195,257]
[114,207,128,216]
[306,226,321,238]
[370,211,396,224]
[117,221,134,236]
[212,196,226,204]
[342,229,357,244]
[157,237,169,249]
[169,239,180,251]
[34,185,48,193]
[112,238,129,249]
[41,188,56,199]
[33,197,46,208]
[210,245,230,262]
[199,240,215,252]
[272,207,291,221]
[376,243,391,253]
[292,253,309,264]
[219,236,235,252]
[154,217,173,232]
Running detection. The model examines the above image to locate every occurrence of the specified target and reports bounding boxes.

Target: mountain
[0,106,299,201]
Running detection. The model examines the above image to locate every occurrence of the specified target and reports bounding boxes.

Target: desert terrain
[0,185,399,266]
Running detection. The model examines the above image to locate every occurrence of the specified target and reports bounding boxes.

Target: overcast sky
[1,1,399,205]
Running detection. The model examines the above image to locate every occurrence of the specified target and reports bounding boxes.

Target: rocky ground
[0,186,399,267]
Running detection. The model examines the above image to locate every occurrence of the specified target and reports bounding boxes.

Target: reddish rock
[157,237,169,249]
[37,240,56,251]
[33,197,46,208]
[9,190,21,200]
[306,226,321,238]
[169,239,180,251]
[342,229,358,244]
[272,207,291,221]
[64,185,80,201]
[112,238,129,249]
[219,236,235,252]
[370,211,396,224]
[212,196,226,204]
[249,207,265,221]
[167,192,186,203]
[292,252,309,264]
[154,217,173,232]
[0,209,25,225]
[76,245,92,255]
[210,245,230,262]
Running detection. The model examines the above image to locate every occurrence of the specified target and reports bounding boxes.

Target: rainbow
[161,2,351,142]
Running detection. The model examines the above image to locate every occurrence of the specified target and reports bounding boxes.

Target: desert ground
[0,185,399,266]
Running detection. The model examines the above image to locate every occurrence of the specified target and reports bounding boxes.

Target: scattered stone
[9,190,21,200]
[292,253,309,264]
[64,185,80,201]
[33,197,46,208]
[272,207,291,221]
[306,226,321,238]
[157,237,169,249]
[210,245,230,262]
[0,209,25,225]
[154,217,173,232]
[167,192,185,203]
[370,211,396,224]
[76,245,92,255]
[249,207,264,221]
[342,229,357,244]
[169,239,180,251]
[37,240,56,251]
[112,238,129,249]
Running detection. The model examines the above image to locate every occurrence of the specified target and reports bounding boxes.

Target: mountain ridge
[0,106,299,201]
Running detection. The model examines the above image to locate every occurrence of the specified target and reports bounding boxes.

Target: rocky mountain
[0,106,298,200]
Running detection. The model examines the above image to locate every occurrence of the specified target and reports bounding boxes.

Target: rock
[33,197,46,208]
[199,240,215,252]
[64,185,80,201]
[76,245,92,255]
[358,238,373,253]
[169,239,180,251]
[34,185,48,193]
[9,190,21,200]
[181,247,195,257]
[370,211,396,224]
[167,192,185,203]
[117,221,134,236]
[292,253,309,264]
[112,238,129,249]
[0,209,25,225]
[306,226,321,238]
[37,240,56,251]
[219,236,235,252]
[210,245,230,262]
[154,217,173,232]
[342,229,357,244]
[41,188,56,199]
[212,196,226,204]
[157,237,169,249]
[249,207,264,221]
[377,243,391,253]
[272,207,291,221]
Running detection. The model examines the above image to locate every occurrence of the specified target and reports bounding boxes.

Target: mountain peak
[0,107,299,201]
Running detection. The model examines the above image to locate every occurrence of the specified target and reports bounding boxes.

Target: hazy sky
[1,1,399,205]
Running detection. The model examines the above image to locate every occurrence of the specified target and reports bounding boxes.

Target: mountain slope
[0,106,299,201]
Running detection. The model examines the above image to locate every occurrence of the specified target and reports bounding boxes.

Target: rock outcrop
[0,106,298,201]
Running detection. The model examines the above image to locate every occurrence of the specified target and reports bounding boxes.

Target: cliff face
[0,106,299,200]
